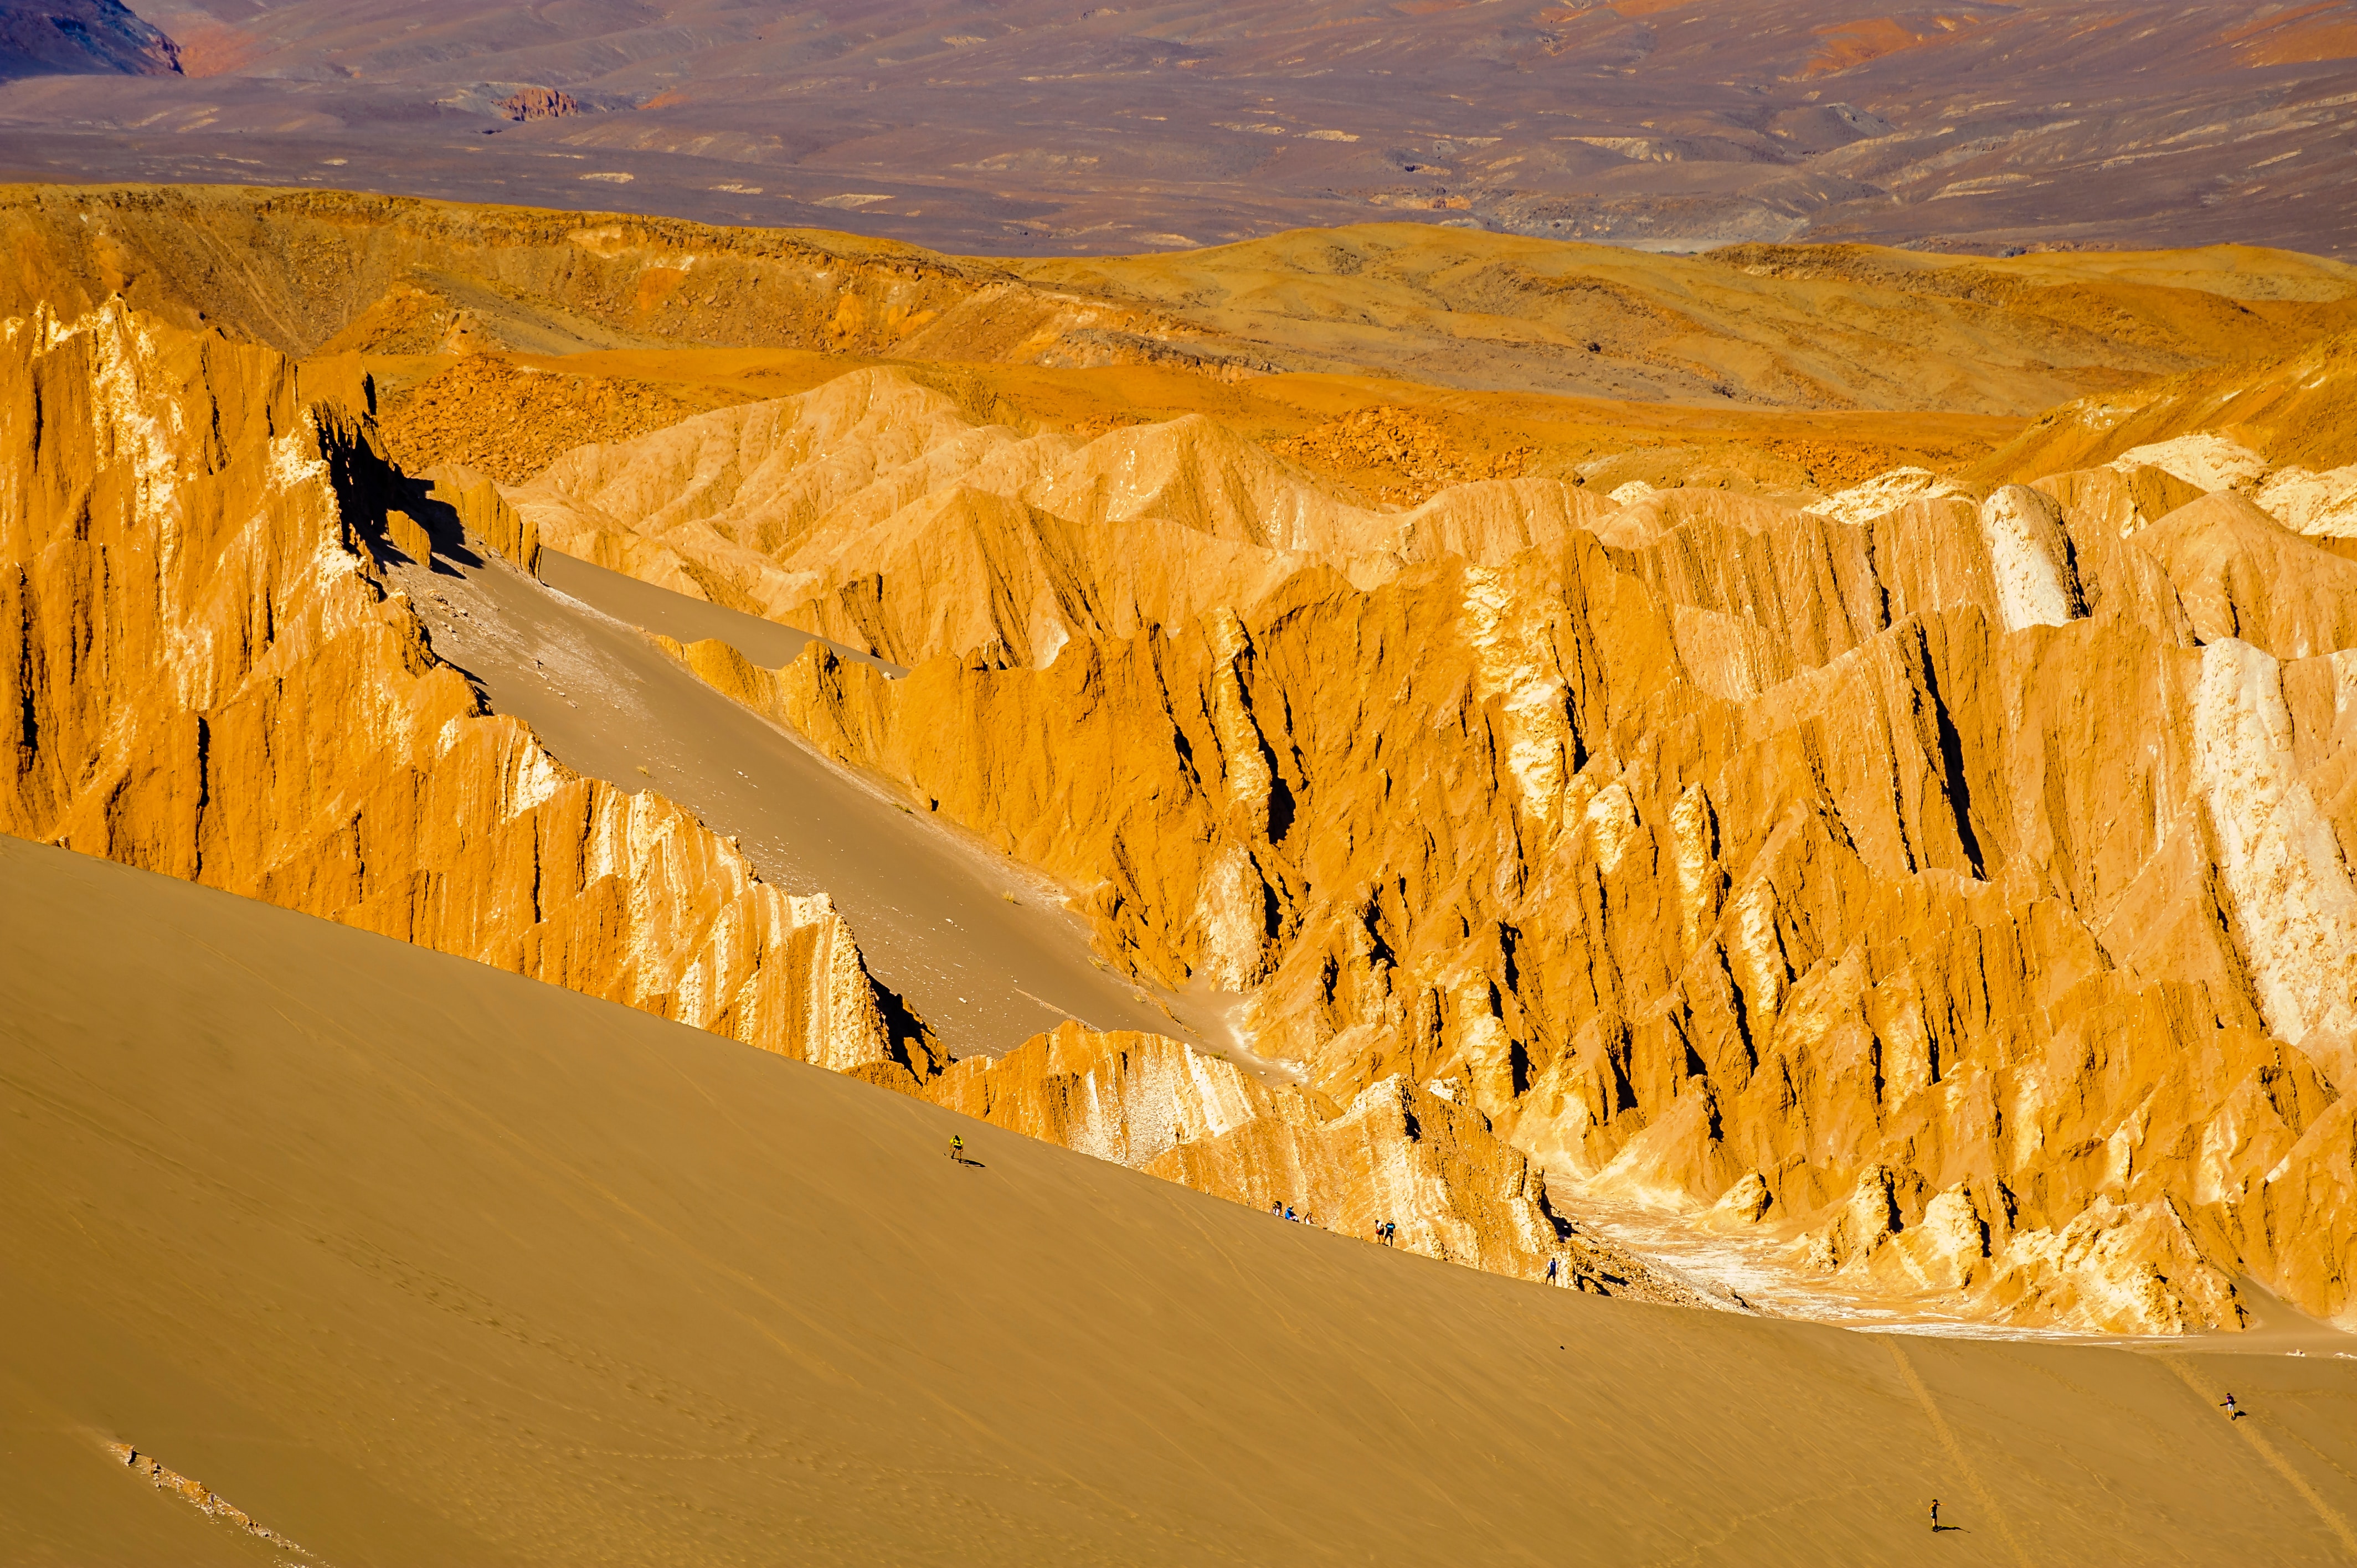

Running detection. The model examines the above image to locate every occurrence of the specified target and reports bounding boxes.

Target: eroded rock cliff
[674,419,2357,1333]
[930,1020,1720,1304]
[19,267,2357,1334]
[0,301,1672,1314]
[0,303,929,1087]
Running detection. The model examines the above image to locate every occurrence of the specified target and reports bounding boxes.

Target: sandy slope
[390,524,1192,1056]
[4,834,2356,1565]
[541,547,908,678]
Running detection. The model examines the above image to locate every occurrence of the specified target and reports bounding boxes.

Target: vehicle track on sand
[1885,1339,2036,1568]
[2161,1356,2357,1556]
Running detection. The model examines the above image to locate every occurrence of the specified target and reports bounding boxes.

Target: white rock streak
[2193,639,2357,1080]
[2113,432,2269,493]
[1461,564,1574,826]
[1979,486,2080,632]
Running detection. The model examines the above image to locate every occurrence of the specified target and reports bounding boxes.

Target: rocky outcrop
[377,357,757,483]
[1983,327,2357,483]
[929,1021,1717,1303]
[0,302,928,1086]
[1805,466,1977,525]
[673,403,2357,1333]
[418,462,541,575]
[2256,463,2357,539]
[2135,492,2357,658]
[498,86,578,121]
[2031,462,2205,539]
[1270,404,1537,508]
[106,1443,313,1559]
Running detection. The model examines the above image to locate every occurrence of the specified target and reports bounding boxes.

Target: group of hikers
[1262,1205,1403,1245]
[1255,1207,1584,1283]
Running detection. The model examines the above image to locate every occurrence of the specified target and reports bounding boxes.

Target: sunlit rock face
[671,393,2357,1334]
[11,209,2357,1335]
[0,303,927,1087]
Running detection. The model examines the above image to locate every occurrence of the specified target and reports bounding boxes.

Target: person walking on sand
[948,1134,964,1164]
[1929,1499,1939,1532]
[1547,1257,1560,1285]
[2221,1392,2243,1420]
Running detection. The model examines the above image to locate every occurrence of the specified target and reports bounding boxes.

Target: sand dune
[7,833,2357,1566]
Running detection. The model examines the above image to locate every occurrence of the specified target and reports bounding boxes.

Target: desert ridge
[7,834,2357,1566]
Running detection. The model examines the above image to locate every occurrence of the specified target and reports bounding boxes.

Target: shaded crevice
[872,976,942,1079]
[1915,637,1987,879]
[1719,947,1757,1072]
[189,714,209,878]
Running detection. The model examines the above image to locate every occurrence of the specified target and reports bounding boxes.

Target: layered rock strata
[0,303,927,1086]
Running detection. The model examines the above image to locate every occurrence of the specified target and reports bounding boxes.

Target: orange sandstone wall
[0,303,926,1086]
[730,479,2357,1333]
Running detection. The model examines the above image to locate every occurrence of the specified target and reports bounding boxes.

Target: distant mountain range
[0,0,2351,257]
[0,0,178,78]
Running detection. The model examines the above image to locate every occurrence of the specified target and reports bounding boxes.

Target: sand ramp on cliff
[6,837,2357,1567]
[393,520,1179,1055]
